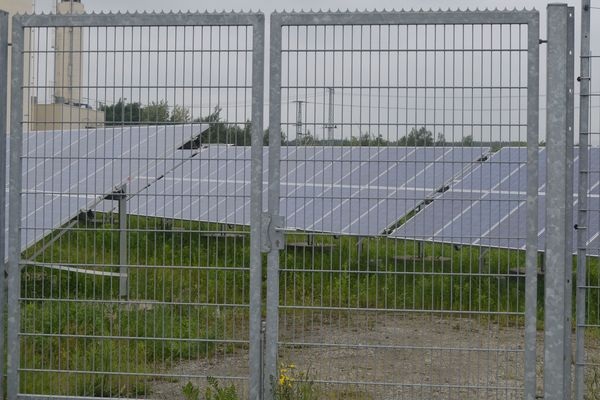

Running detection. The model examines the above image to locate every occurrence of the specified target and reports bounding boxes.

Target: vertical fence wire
[8,13,263,399]
[268,10,538,400]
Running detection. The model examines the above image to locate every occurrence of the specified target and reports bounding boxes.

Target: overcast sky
[27,0,597,143]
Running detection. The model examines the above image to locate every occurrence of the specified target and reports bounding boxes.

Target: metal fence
[577,1,600,399]
[266,9,540,400]
[0,4,593,400]
[6,11,264,400]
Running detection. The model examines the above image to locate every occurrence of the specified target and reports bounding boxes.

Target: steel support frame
[118,186,128,299]
[266,9,540,400]
[6,11,265,400]
[544,4,575,400]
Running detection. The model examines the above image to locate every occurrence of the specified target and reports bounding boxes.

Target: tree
[398,127,434,146]
[102,100,173,125]
[263,128,287,146]
[436,133,446,146]
[195,106,252,145]
[142,101,170,124]
[170,105,191,123]
[462,135,474,147]
[295,133,314,145]
[101,99,142,126]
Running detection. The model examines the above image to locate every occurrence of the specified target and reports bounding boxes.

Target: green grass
[14,213,600,397]
[20,216,251,396]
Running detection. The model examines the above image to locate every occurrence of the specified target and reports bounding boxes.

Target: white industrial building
[0,0,32,133]
[0,0,104,132]
[31,0,105,131]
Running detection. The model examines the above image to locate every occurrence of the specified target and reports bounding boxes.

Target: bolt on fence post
[545,4,573,400]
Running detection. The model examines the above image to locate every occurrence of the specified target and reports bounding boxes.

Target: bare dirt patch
[150,314,538,399]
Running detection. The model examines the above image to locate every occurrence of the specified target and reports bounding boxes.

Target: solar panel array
[126,146,489,236]
[393,147,600,253]
[14,124,206,252]
[14,131,600,254]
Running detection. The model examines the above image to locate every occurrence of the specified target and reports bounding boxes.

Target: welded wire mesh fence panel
[267,10,539,400]
[7,12,264,400]
[576,1,600,399]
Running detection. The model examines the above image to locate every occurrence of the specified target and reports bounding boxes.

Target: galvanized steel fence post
[250,12,266,400]
[525,11,541,400]
[264,11,283,400]
[564,8,575,400]
[7,13,24,400]
[0,9,8,397]
[545,4,574,400]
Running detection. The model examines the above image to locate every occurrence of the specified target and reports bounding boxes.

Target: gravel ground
[149,313,554,399]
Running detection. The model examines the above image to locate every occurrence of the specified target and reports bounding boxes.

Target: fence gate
[7,12,264,399]
[266,9,540,400]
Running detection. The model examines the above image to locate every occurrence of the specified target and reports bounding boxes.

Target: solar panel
[392,147,600,254]
[129,146,489,236]
[129,145,252,225]
[391,147,534,247]
[15,124,207,252]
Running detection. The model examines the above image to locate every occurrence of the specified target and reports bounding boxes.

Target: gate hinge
[261,213,285,252]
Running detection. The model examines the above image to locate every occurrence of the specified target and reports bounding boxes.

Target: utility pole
[292,100,305,141]
[325,88,335,143]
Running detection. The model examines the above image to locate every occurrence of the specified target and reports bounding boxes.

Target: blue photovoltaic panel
[391,147,535,248]
[130,145,252,226]
[129,146,489,236]
[18,135,600,254]
[15,124,206,252]
[392,147,600,253]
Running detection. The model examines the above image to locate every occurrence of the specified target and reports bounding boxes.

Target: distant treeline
[284,127,529,150]
[102,101,531,149]
[101,101,252,146]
